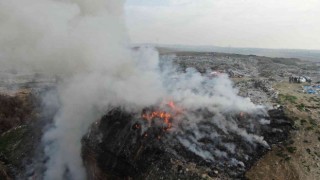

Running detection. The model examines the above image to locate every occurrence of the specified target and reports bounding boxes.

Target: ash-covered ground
[0,51,319,180]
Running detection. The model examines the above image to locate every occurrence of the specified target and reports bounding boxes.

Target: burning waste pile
[82,64,293,179]
[0,0,292,179]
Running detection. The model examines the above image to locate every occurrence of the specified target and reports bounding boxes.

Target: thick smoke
[0,0,269,179]
[159,56,269,170]
[0,0,164,179]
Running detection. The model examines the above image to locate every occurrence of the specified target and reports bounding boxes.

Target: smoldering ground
[81,59,290,178]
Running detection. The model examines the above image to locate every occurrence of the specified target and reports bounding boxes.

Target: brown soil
[246,82,320,180]
[0,89,35,135]
[0,89,36,180]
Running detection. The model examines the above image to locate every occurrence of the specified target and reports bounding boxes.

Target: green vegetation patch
[0,125,29,166]
[276,150,291,161]
[296,103,306,111]
[278,94,298,104]
[0,126,27,151]
[286,146,297,154]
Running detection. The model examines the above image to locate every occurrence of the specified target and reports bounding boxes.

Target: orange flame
[142,111,172,129]
[141,100,183,131]
[166,100,183,115]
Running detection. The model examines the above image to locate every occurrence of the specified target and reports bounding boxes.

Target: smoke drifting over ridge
[0,0,268,179]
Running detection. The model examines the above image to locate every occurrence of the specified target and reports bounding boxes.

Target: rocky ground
[0,51,319,179]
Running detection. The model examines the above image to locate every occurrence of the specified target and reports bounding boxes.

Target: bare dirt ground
[246,83,320,180]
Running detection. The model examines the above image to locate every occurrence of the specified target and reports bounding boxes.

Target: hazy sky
[125,0,320,50]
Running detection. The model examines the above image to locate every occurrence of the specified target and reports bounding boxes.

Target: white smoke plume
[0,0,269,179]
[0,0,164,179]
[159,57,269,165]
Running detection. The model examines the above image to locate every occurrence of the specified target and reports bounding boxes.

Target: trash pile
[236,79,278,106]
[82,105,293,179]
[166,52,309,80]
[289,75,312,83]
[303,84,320,94]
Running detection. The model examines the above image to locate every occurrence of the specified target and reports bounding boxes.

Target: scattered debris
[289,75,312,83]
[303,84,320,94]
